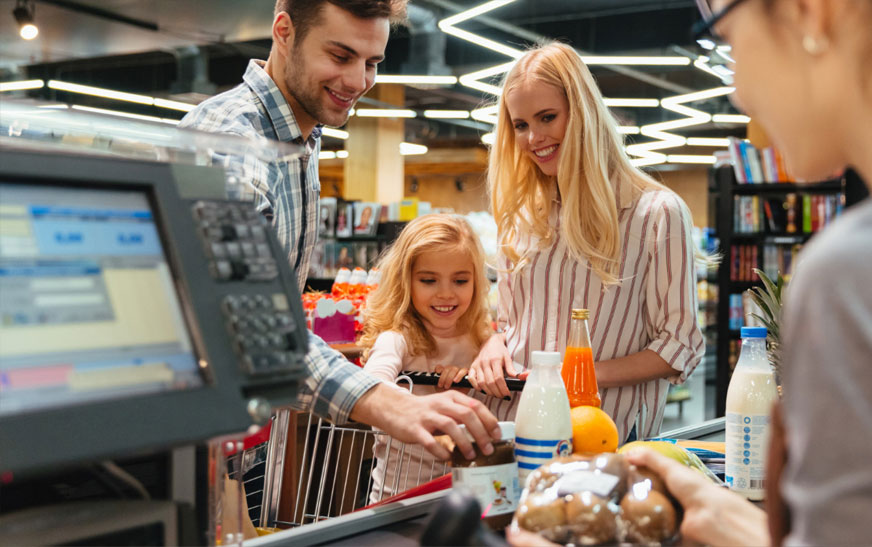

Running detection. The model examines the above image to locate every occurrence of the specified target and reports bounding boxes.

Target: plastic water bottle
[725,326,779,500]
[514,351,573,486]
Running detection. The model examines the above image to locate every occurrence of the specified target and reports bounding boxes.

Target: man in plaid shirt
[181,0,499,461]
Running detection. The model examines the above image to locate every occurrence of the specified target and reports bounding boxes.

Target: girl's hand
[434,365,468,390]
[468,333,519,398]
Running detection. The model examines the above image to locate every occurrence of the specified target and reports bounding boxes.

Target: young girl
[359,214,493,503]
[470,42,704,444]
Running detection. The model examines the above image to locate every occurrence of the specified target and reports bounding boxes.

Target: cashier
[469,42,704,443]
[628,0,872,545]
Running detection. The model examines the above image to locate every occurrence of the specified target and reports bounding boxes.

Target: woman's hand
[468,333,518,398]
[434,365,468,390]
[626,449,770,547]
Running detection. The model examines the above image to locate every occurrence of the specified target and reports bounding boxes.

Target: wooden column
[343,84,405,203]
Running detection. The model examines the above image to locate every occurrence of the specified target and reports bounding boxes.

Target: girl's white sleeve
[363,331,408,383]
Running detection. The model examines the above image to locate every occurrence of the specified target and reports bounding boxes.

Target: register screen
[0,183,203,416]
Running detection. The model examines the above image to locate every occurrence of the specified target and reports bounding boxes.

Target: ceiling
[1,0,743,159]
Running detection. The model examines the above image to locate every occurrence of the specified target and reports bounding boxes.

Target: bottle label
[451,462,520,517]
[725,412,771,497]
[514,436,573,484]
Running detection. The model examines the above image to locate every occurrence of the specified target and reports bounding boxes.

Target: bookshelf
[710,166,846,415]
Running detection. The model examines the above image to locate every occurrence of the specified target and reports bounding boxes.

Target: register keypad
[192,201,279,282]
[222,294,297,376]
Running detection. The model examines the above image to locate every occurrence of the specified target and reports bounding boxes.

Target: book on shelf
[727,137,794,184]
[733,193,842,234]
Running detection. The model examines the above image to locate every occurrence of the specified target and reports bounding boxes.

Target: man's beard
[285,51,351,128]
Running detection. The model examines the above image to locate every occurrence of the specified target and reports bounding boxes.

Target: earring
[802,34,829,55]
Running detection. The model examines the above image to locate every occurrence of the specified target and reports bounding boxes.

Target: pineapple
[747,268,785,394]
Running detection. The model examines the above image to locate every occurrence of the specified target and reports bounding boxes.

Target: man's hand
[626,449,770,547]
[468,333,519,398]
[350,383,501,461]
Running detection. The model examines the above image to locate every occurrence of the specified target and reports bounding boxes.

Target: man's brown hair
[274,0,408,45]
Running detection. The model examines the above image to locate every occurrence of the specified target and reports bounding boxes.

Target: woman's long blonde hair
[360,214,492,360]
[489,42,669,285]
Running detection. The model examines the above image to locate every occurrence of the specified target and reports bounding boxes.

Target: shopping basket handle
[398,370,526,392]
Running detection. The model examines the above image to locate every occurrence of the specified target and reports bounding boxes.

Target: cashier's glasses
[692,0,754,43]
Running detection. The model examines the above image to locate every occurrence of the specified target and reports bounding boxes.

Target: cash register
[0,127,309,543]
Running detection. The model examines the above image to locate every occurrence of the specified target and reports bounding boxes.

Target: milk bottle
[514,351,573,485]
[725,326,779,501]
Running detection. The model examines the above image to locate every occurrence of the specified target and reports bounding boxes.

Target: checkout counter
[0,100,727,546]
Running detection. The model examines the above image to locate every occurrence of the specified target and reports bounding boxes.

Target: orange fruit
[570,405,619,454]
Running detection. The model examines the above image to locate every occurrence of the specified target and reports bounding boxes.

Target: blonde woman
[359,214,493,502]
[469,42,704,443]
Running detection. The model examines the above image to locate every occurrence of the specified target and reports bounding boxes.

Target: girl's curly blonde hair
[359,214,492,361]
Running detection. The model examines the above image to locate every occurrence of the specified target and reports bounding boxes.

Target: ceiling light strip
[713,114,751,124]
[604,98,660,108]
[0,79,45,92]
[355,109,417,118]
[70,105,179,125]
[423,110,470,119]
[686,137,730,147]
[400,142,428,155]
[667,154,717,164]
[321,127,349,139]
[47,80,197,112]
[582,56,691,66]
[376,75,458,85]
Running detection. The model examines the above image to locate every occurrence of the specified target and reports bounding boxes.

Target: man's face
[285,3,389,128]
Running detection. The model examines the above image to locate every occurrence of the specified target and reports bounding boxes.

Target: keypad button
[235,224,251,240]
[250,225,267,242]
[226,242,242,260]
[210,242,227,259]
[256,243,272,258]
[241,242,257,259]
[222,295,241,314]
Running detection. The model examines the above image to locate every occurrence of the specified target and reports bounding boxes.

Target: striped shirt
[488,180,704,442]
[181,59,379,424]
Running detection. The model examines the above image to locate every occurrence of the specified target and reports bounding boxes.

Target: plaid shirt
[181,60,378,423]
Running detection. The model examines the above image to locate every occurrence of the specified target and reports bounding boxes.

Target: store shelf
[731,180,843,194]
[730,233,811,243]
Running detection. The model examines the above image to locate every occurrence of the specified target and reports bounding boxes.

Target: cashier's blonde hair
[489,42,669,285]
[360,214,491,361]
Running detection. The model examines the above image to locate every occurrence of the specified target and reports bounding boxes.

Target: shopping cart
[233,371,525,531]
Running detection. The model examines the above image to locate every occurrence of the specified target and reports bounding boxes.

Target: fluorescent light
[667,154,717,164]
[318,151,337,160]
[336,150,349,159]
[20,23,38,40]
[697,39,717,50]
[459,62,515,96]
[617,126,641,135]
[399,142,428,155]
[604,98,659,108]
[70,105,180,125]
[355,108,416,118]
[631,156,666,167]
[716,45,733,53]
[582,56,692,66]
[376,75,457,85]
[481,132,495,145]
[322,127,349,139]
[37,103,69,109]
[423,110,470,119]
[153,98,196,112]
[0,79,44,92]
[713,114,751,124]
[686,137,731,147]
[470,105,499,124]
[49,80,152,105]
[438,0,524,59]
[47,80,197,113]
[662,86,735,104]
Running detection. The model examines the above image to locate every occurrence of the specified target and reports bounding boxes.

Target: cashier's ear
[271,11,295,57]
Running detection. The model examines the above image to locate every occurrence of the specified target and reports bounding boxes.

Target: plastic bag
[512,453,680,545]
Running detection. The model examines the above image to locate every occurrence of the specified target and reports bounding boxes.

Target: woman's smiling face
[506,79,570,178]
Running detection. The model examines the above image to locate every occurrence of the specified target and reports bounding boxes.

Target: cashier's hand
[469,333,526,398]
[626,449,770,547]
[350,383,501,461]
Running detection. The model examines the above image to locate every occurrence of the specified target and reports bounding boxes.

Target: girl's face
[711,0,848,180]
[410,247,475,337]
[506,79,570,177]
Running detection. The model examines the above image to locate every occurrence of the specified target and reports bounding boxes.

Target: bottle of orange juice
[562,308,601,408]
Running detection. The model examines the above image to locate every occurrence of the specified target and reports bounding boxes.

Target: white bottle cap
[530,351,561,367]
[334,268,351,283]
